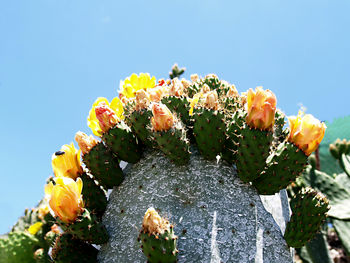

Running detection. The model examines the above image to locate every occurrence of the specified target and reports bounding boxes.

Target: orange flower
[246,87,277,130]
[95,102,120,133]
[151,103,174,131]
[288,112,326,156]
[45,177,84,223]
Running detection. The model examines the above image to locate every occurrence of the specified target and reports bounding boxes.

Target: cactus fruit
[151,103,190,165]
[76,133,124,189]
[57,209,108,245]
[0,231,39,263]
[284,187,330,248]
[253,141,308,195]
[138,208,178,263]
[102,120,142,163]
[80,172,107,218]
[51,233,98,263]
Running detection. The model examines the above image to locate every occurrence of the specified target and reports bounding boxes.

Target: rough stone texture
[98,148,293,263]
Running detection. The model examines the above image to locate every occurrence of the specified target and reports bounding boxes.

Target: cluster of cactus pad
[1,66,331,262]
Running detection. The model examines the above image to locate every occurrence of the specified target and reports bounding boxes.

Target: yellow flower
[151,103,174,131]
[52,143,83,180]
[288,111,326,156]
[45,177,84,223]
[28,222,43,235]
[119,73,156,98]
[246,87,277,130]
[87,97,124,136]
[189,92,204,116]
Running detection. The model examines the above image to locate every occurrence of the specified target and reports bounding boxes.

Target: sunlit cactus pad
[98,148,293,262]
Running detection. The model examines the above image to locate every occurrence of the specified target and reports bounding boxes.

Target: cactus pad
[51,233,98,263]
[253,141,308,195]
[236,126,273,182]
[193,108,225,160]
[82,142,124,189]
[284,187,330,248]
[57,209,108,245]
[102,121,142,163]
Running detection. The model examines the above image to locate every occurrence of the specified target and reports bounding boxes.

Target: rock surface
[98,148,293,263]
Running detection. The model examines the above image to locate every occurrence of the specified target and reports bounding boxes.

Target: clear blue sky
[1,0,349,234]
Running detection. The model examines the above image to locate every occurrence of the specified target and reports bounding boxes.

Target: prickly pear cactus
[14,70,326,262]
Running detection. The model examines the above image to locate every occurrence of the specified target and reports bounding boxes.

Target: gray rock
[98,148,293,263]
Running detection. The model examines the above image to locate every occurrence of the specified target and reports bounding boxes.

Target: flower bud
[75,132,98,155]
[142,207,169,235]
[88,97,124,136]
[151,103,174,131]
[95,102,120,133]
[204,90,219,110]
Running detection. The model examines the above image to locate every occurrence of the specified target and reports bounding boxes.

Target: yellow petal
[76,177,83,196]
[28,222,43,235]
[110,97,124,120]
[45,182,54,196]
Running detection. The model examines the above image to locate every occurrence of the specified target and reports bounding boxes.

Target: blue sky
[0,0,349,234]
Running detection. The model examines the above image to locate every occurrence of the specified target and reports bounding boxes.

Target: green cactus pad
[57,209,108,245]
[193,108,226,160]
[284,187,330,248]
[0,231,39,263]
[51,233,98,263]
[153,123,190,165]
[129,108,155,147]
[80,172,107,218]
[236,126,273,182]
[82,142,124,189]
[161,96,190,125]
[103,120,142,163]
[221,110,245,164]
[139,226,178,263]
[253,141,308,195]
